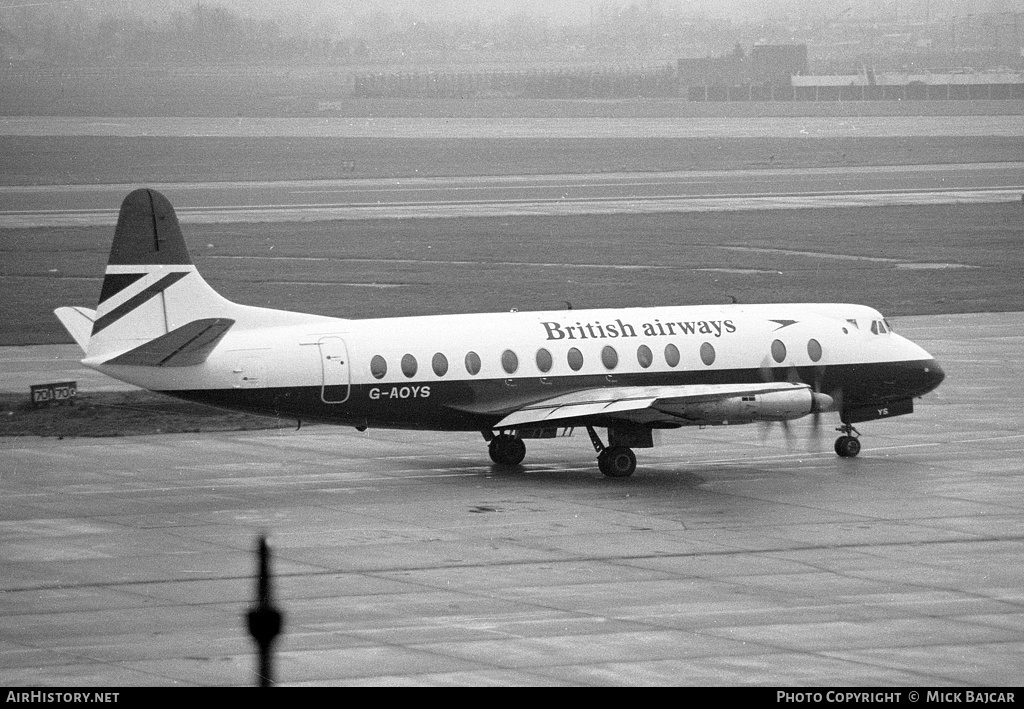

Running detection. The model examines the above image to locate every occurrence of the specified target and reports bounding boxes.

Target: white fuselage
[85,300,939,431]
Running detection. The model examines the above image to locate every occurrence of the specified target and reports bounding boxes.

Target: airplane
[55,188,945,477]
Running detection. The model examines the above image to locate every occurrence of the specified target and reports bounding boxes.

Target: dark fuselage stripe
[162,358,943,432]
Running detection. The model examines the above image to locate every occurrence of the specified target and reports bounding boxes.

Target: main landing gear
[485,428,638,477]
[488,433,526,466]
[586,426,637,478]
[834,422,862,458]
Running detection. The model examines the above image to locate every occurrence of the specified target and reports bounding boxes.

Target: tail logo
[91,271,190,335]
[98,273,146,303]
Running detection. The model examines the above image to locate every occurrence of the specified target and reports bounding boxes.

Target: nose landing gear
[834,423,862,458]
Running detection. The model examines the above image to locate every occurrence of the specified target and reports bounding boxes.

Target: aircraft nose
[918,358,945,396]
[905,356,942,401]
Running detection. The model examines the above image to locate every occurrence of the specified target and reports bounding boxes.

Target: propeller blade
[808,410,824,449]
[831,387,844,415]
[781,420,796,450]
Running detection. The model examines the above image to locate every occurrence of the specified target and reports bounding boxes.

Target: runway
[4,115,1022,139]
[1,312,1022,686]
[1,163,1021,227]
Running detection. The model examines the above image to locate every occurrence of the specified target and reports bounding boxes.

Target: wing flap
[495,395,659,428]
[493,382,812,429]
[103,318,235,367]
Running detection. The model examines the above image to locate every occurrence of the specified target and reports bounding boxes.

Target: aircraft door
[318,336,350,403]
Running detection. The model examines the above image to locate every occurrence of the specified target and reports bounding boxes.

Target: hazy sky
[5,0,1015,24]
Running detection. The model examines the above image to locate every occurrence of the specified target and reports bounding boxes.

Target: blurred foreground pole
[246,535,284,686]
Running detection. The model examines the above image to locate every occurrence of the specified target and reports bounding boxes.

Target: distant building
[748,44,808,86]
[676,44,748,88]
[677,44,807,89]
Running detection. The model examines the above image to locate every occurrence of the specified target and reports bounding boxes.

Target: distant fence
[351,66,1024,101]
[687,83,1024,102]
[353,67,680,99]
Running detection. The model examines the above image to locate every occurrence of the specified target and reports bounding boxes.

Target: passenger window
[601,345,618,370]
[700,342,715,366]
[536,348,553,373]
[370,355,387,380]
[807,339,822,362]
[636,344,653,369]
[401,354,418,378]
[664,343,680,367]
[501,349,519,374]
[465,351,481,375]
[771,339,787,363]
[431,352,448,377]
[567,347,584,371]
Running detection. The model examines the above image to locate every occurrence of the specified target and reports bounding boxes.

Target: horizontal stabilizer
[54,306,97,353]
[103,318,235,367]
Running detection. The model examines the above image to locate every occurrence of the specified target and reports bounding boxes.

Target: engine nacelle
[663,385,833,426]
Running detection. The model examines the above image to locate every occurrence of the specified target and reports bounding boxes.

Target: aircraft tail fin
[75,188,241,363]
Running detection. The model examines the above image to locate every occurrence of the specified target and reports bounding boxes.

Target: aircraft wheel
[489,436,526,466]
[834,435,861,458]
[598,446,636,478]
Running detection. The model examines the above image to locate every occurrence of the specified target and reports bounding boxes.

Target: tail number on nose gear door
[369,386,431,400]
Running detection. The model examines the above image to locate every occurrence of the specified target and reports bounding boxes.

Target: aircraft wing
[492,382,816,429]
[103,318,235,367]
